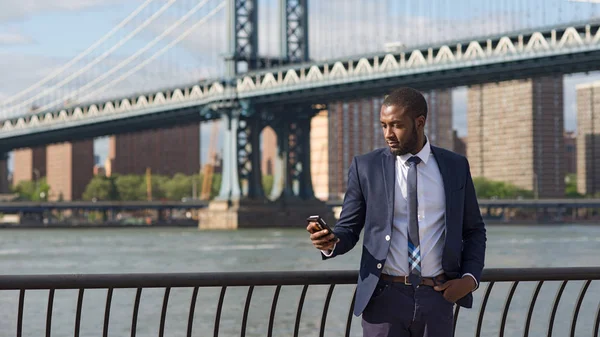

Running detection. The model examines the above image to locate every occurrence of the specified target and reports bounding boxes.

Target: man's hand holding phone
[306,215,339,251]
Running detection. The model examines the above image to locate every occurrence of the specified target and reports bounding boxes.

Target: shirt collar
[397,137,431,166]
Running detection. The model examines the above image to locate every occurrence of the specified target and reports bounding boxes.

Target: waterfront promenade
[0,225,598,336]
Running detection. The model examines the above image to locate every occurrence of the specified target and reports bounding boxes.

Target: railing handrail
[3,267,600,337]
[1,267,598,290]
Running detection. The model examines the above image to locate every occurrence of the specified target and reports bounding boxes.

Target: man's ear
[416,116,426,129]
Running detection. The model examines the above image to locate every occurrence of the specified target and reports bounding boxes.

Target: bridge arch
[260,125,280,201]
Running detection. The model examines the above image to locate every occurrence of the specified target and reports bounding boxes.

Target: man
[307,87,486,337]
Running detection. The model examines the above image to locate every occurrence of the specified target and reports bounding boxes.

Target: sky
[2,0,600,171]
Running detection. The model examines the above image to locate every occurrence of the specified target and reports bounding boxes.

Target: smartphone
[307,215,336,237]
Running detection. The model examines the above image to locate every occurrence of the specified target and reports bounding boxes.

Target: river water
[0,224,599,336]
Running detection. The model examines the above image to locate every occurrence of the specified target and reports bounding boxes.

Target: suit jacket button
[385,235,390,241]
[377,263,382,269]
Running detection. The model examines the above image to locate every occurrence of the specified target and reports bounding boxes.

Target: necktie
[407,156,422,288]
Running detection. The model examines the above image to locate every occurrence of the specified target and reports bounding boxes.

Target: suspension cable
[0,0,157,108]
[3,0,179,115]
[40,1,225,113]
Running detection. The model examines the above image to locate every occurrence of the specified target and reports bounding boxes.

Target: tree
[82,176,118,201]
[163,173,192,200]
[77,172,223,201]
[210,173,222,199]
[114,175,146,201]
[472,177,533,199]
[565,173,583,198]
[262,175,274,195]
[149,174,168,200]
[12,178,50,201]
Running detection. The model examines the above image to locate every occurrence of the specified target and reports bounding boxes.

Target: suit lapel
[382,151,395,225]
[431,146,451,228]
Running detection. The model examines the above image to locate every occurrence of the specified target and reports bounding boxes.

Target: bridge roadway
[0,199,598,212]
[1,21,600,152]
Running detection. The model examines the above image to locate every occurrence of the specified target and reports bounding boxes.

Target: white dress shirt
[383,139,446,277]
[323,138,477,288]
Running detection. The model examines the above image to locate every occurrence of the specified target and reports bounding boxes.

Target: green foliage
[82,176,118,201]
[262,175,274,195]
[12,178,51,201]
[114,175,146,201]
[565,173,584,198]
[149,175,168,200]
[206,173,222,199]
[472,177,534,199]
[78,172,223,201]
[163,173,195,201]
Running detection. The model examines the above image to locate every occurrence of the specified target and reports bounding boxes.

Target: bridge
[2,198,600,213]
[3,0,600,228]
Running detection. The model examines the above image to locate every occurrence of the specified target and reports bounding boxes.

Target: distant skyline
[3,0,600,171]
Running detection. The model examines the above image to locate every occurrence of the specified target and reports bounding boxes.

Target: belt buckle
[403,275,411,286]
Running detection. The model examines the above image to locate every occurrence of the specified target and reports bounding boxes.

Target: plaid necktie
[407,156,422,288]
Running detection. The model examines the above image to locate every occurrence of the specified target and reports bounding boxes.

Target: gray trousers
[361,279,455,337]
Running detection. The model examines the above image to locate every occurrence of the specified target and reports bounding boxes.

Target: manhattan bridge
[2,0,600,227]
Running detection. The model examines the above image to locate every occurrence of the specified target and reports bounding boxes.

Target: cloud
[0,52,65,95]
[0,48,220,115]
[0,31,33,45]
[0,0,137,22]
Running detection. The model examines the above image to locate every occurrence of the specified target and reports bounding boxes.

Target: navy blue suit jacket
[323,146,487,316]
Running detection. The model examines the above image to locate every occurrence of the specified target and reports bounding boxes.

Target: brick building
[106,123,200,177]
[310,111,329,200]
[46,140,95,201]
[327,98,386,200]
[261,127,277,176]
[326,89,454,199]
[564,131,577,175]
[0,154,8,193]
[425,89,454,150]
[12,146,46,186]
[467,77,565,198]
[576,82,600,195]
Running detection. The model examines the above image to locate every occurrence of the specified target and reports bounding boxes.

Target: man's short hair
[383,87,428,120]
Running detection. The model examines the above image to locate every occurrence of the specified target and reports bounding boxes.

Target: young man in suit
[307,87,487,337]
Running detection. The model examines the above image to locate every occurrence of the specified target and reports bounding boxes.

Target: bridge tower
[200,0,334,229]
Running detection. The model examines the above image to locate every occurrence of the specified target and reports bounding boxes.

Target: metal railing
[0,267,598,337]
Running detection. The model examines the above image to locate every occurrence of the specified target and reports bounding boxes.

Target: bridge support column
[295,114,315,199]
[198,105,334,229]
[199,106,270,229]
[280,0,309,63]
[270,108,335,224]
[226,0,258,76]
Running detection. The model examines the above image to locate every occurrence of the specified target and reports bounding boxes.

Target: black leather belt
[380,273,447,286]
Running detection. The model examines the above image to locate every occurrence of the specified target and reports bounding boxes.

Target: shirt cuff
[321,243,336,257]
[462,273,479,291]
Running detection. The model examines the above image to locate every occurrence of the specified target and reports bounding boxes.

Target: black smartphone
[307,215,335,237]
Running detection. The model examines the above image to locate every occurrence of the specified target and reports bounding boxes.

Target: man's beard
[390,125,419,156]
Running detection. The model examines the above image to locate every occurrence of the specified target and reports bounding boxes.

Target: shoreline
[0,218,598,229]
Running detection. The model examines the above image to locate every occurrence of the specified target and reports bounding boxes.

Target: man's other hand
[433,276,477,303]
[306,221,339,251]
